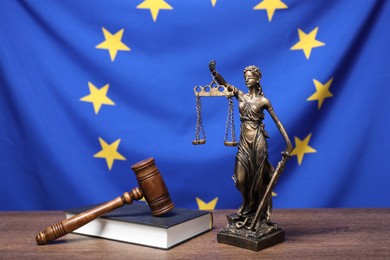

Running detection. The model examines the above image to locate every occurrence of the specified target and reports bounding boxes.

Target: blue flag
[1,0,389,210]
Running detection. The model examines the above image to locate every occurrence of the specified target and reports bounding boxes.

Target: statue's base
[217,228,285,251]
[217,214,285,251]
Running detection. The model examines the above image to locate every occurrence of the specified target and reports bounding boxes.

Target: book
[65,202,213,249]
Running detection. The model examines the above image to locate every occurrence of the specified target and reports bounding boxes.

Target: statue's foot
[237,204,245,216]
[237,204,255,217]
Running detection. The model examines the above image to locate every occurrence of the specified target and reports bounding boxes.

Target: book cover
[65,202,213,249]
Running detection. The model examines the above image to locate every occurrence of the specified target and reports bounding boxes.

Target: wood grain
[1,209,389,259]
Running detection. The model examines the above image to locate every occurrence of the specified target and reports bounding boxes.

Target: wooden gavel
[36,157,174,245]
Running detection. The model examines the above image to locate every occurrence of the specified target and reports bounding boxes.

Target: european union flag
[1,0,389,211]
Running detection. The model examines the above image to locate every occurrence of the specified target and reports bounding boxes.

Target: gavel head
[131,157,174,216]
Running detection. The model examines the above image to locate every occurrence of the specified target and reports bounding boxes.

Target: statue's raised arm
[209,60,237,94]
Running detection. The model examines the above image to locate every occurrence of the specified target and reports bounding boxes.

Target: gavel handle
[36,187,143,245]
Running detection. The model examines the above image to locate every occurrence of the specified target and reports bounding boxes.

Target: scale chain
[194,95,206,143]
[230,98,237,143]
[224,97,237,145]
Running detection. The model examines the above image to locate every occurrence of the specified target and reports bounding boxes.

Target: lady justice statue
[195,60,293,251]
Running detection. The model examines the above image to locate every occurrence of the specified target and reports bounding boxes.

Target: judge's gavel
[36,157,174,245]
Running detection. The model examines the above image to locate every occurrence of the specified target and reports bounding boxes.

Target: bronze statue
[194,60,293,251]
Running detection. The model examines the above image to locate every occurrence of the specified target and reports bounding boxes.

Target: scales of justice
[192,72,238,147]
[192,60,293,251]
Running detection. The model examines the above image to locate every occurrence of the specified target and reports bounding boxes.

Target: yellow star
[137,0,173,22]
[290,27,325,59]
[307,78,334,110]
[196,197,218,210]
[95,28,130,62]
[80,82,115,114]
[290,134,317,165]
[254,0,288,22]
[94,138,126,170]
[211,0,217,7]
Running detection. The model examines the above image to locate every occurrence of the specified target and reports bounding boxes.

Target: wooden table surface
[1,208,389,259]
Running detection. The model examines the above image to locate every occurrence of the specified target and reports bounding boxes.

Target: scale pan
[192,139,206,145]
[224,141,238,147]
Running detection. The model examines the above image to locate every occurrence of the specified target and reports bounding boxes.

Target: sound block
[217,228,285,251]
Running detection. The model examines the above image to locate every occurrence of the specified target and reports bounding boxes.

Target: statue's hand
[281,150,291,159]
[209,60,216,73]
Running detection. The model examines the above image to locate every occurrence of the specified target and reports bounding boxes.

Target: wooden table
[1,209,389,259]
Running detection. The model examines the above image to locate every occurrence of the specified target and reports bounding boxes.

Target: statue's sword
[249,153,290,230]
